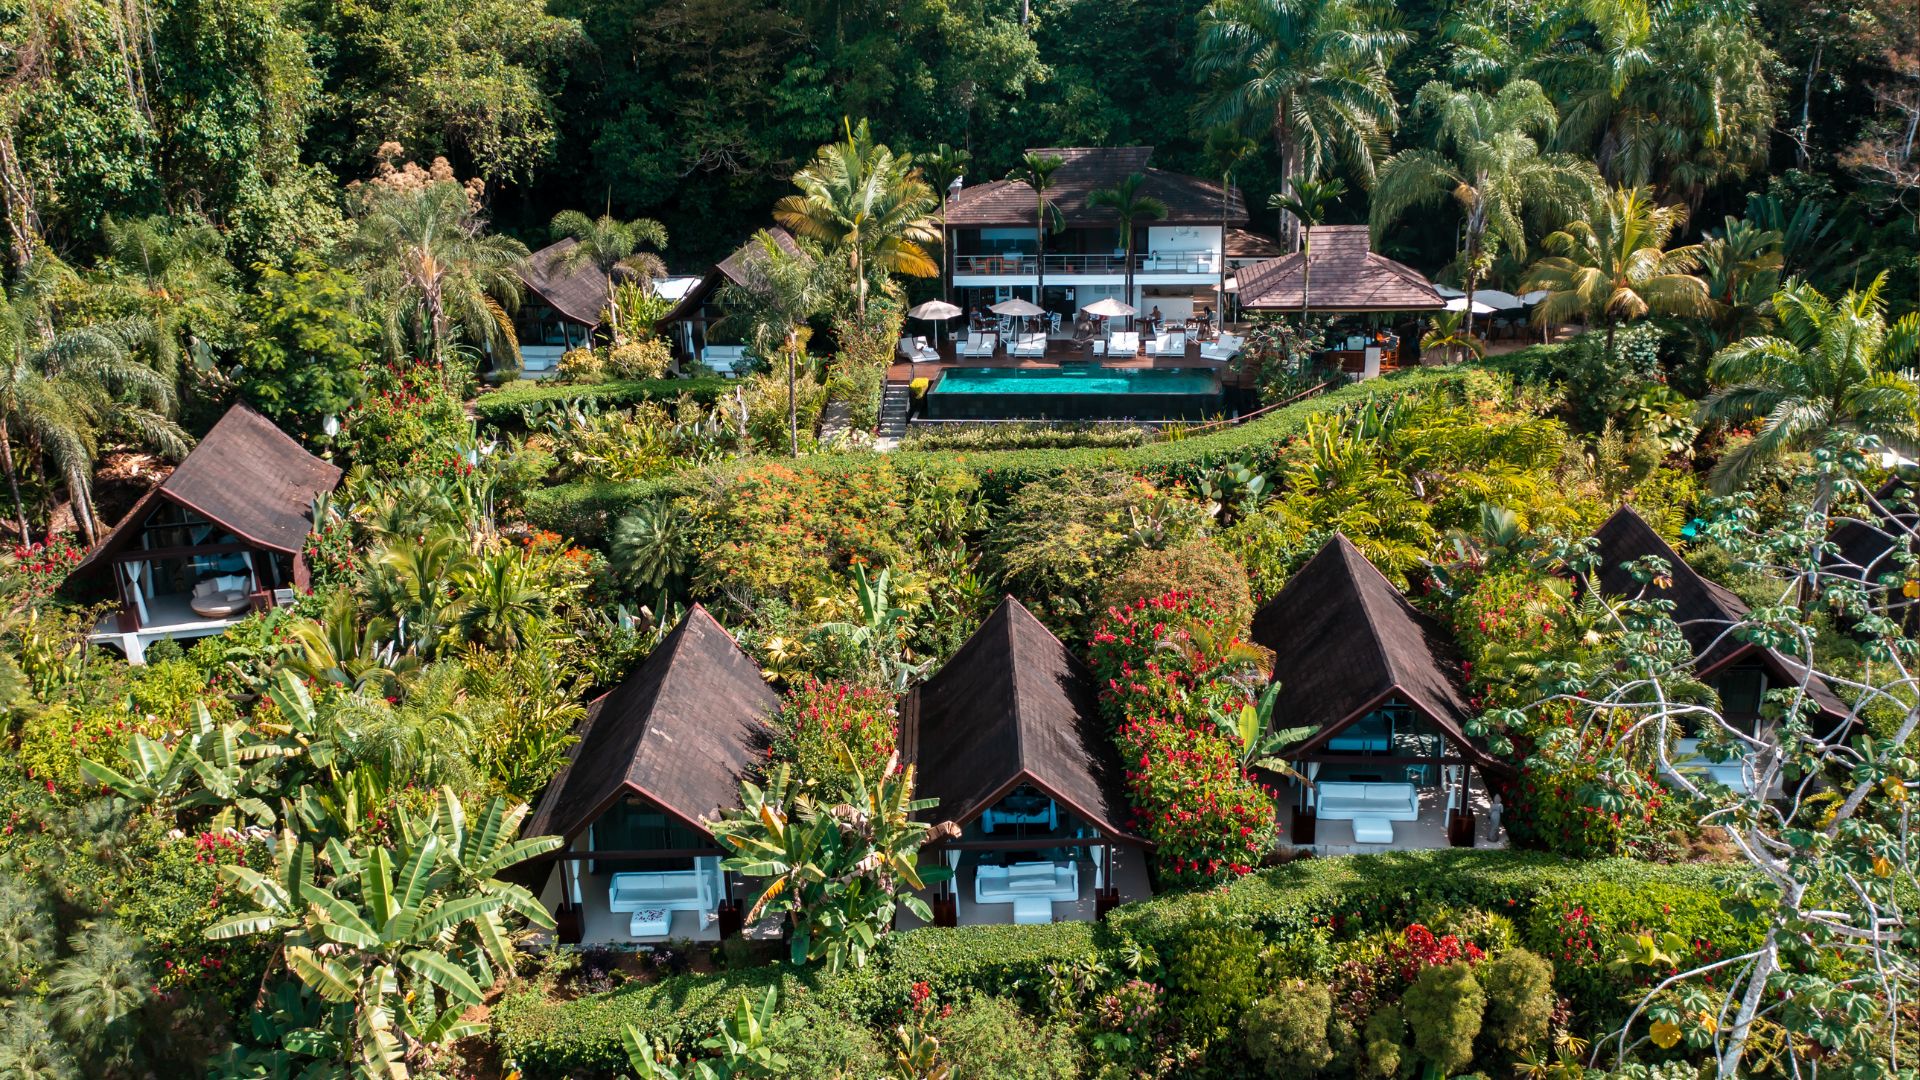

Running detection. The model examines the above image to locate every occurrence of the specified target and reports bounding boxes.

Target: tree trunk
[607,276,624,344]
[68,467,96,545]
[1796,41,1823,171]
[1273,126,1299,252]
[0,420,28,541]
[786,330,799,458]
[1301,231,1312,323]
[1605,319,1617,366]
[1034,202,1046,319]
[0,121,37,270]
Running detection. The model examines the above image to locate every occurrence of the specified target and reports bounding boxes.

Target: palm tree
[1532,0,1772,197]
[1690,216,1783,357]
[548,210,668,343]
[0,264,189,542]
[715,232,831,457]
[93,214,237,382]
[348,180,529,365]
[923,143,972,297]
[1371,80,1601,340]
[1422,310,1486,365]
[1269,176,1347,318]
[1698,275,1920,494]
[1522,186,1708,363]
[773,119,940,322]
[1085,173,1168,326]
[1192,0,1409,248]
[1006,152,1066,316]
[1205,128,1260,329]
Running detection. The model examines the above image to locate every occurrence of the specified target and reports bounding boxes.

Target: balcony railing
[953,252,1221,276]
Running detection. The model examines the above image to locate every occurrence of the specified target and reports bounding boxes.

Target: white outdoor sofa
[608,871,715,937]
[1315,781,1419,845]
[974,861,1078,924]
[1199,333,1244,362]
[700,345,749,376]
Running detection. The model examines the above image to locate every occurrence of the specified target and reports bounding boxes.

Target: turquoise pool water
[931,366,1218,395]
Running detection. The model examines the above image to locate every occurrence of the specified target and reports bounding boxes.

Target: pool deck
[887,336,1249,387]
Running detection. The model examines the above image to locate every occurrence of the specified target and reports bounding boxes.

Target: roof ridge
[1330,535,1406,689]
[998,597,1028,770]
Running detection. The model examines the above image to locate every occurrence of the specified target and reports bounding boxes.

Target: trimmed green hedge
[519,367,1488,545]
[490,850,1745,1077]
[492,922,1097,1077]
[474,376,734,428]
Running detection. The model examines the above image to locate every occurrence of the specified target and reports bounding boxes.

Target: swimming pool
[931,366,1219,396]
[925,364,1222,421]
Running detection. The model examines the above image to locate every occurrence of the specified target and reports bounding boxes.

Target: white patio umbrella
[1519,289,1549,305]
[991,297,1046,338]
[1082,297,1135,317]
[907,299,962,348]
[1444,296,1498,315]
[1467,289,1527,311]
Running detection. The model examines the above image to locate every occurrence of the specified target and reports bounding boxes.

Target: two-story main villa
[942,146,1276,329]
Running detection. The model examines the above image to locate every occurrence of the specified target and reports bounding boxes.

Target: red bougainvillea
[1089,591,1277,888]
[769,678,899,800]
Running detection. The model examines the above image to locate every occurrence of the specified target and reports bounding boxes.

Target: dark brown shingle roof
[1224,227,1283,260]
[659,228,805,327]
[1234,226,1445,312]
[1824,480,1919,593]
[519,238,610,328]
[903,596,1138,842]
[70,404,341,582]
[1590,506,1847,719]
[523,605,778,844]
[943,147,1248,228]
[1249,535,1493,765]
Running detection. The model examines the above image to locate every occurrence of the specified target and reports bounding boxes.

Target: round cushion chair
[189,576,251,618]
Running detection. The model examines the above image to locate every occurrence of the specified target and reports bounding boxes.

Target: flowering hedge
[769,678,898,802]
[1089,592,1276,887]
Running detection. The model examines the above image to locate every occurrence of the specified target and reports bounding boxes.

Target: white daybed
[1199,333,1243,362]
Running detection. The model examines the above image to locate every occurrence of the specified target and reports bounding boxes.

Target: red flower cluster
[1386,922,1485,981]
[8,539,82,601]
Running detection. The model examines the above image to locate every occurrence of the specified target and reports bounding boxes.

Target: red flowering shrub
[7,539,82,601]
[335,359,471,474]
[1448,567,1573,710]
[1331,922,1486,1026]
[1089,592,1277,887]
[1506,724,1670,858]
[769,678,898,801]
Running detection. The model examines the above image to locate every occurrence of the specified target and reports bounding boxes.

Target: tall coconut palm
[1270,176,1347,318]
[1522,186,1709,363]
[93,214,237,382]
[716,232,831,457]
[1192,0,1409,248]
[1006,152,1066,316]
[773,119,939,322]
[0,264,189,542]
[1371,80,1601,338]
[1698,275,1920,494]
[348,180,529,366]
[548,210,668,343]
[1085,173,1168,326]
[923,143,972,297]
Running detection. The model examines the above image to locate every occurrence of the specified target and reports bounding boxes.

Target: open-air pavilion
[1231,225,1445,377]
[1251,535,1507,854]
[1590,507,1850,795]
[68,404,341,664]
[900,596,1150,926]
[519,606,778,945]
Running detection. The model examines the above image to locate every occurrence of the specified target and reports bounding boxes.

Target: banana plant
[713,752,951,971]
[207,788,561,1078]
[287,590,421,696]
[1224,682,1316,779]
[81,696,296,826]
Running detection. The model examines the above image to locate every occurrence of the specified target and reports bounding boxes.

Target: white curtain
[1090,845,1105,891]
[1305,761,1322,810]
[945,849,961,899]
[121,561,148,624]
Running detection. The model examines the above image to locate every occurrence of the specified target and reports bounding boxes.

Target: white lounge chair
[1199,333,1243,362]
[1010,333,1047,358]
[1099,331,1140,357]
[898,336,940,363]
[959,333,998,359]
[1151,330,1187,358]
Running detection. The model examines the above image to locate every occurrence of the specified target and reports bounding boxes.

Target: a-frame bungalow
[519,605,777,944]
[900,596,1149,926]
[1250,535,1505,852]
